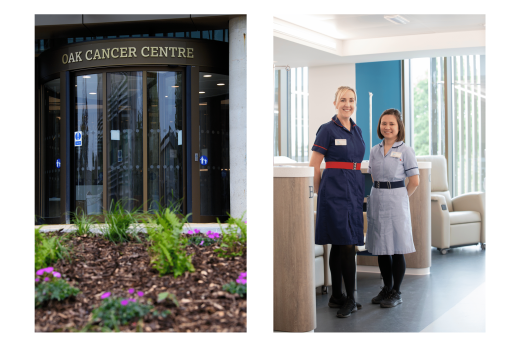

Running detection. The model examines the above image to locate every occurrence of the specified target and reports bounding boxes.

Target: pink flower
[121,300,129,306]
[36,269,45,276]
[44,277,50,282]
[236,278,247,285]
[101,292,111,299]
[187,230,194,235]
[200,240,204,246]
[194,229,200,234]
[35,278,40,282]
[43,267,54,273]
[52,272,61,278]
[137,291,144,297]
[128,288,135,294]
[244,221,247,224]
[129,298,136,302]
[239,272,247,278]
[215,233,220,238]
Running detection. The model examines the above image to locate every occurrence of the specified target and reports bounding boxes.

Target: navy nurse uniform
[312,115,365,246]
[365,140,419,255]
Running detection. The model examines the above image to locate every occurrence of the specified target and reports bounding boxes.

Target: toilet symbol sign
[74,131,82,146]
[199,155,208,166]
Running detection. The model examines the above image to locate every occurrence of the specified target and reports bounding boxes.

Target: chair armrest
[452,192,485,242]
[431,194,451,249]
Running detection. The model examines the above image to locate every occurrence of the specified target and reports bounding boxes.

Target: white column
[229,16,247,220]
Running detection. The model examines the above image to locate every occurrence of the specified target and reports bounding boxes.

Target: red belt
[325,162,361,170]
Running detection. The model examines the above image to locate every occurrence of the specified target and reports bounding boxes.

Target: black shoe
[380,289,403,308]
[328,294,362,310]
[371,286,392,304]
[336,297,358,318]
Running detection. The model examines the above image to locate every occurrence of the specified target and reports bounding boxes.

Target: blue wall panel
[355,61,402,160]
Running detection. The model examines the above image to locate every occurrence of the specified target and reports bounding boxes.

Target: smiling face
[334,89,356,119]
[380,114,399,141]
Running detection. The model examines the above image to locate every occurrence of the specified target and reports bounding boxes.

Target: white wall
[308,64,356,159]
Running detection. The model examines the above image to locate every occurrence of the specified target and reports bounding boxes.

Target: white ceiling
[273,15,486,68]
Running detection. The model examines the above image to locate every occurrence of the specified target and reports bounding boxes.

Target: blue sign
[199,155,208,166]
[74,131,82,146]
[56,159,61,168]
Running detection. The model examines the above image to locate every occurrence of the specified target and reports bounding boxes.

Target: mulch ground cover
[35,231,247,332]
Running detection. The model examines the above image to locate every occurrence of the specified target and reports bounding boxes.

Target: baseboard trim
[357,265,430,275]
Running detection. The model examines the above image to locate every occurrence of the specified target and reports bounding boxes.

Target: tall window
[405,55,486,196]
[273,67,309,162]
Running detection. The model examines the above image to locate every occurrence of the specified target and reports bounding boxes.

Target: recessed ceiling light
[203,75,212,77]
[83,76,91,78]
[217,83,225,86]
[199,91,205,94]
[384,15,409,25]
[199,102,207,106]
[171,85,179,88]
[165,96,168,98]
[89,92,96,95]
[75,85,77,87]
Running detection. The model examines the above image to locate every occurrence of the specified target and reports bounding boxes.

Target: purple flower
[128,288,135,294]
[44,277,50,282]
[35,278,40,282]
[36,269,45,276]
[200,240,204,246]
[120,300,129,306]
[43,267,54,273]
[215,233,220,238]
[244,221,247,224]
[129,298,136,302]
[208,234,214,239]
[187,230,194,235]
[239,272,247,278]
[207,230,213,236]
[236,278,247,285]
[194,229,200,234]
[137,291,144,297]
[52,272,61,278]
[101,292,111,299]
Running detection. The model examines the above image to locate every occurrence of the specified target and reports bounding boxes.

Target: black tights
[377,254,406,292]
[329,245,356,300]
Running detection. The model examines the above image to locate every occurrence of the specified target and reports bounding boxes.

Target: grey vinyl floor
[315,245,485,332]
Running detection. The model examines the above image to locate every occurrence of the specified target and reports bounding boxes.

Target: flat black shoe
[380,289,403,308]
[371,286,392,304]
[328,294,362,309]
[336,297,358,318]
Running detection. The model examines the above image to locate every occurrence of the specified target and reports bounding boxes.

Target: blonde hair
[334,86,357,105]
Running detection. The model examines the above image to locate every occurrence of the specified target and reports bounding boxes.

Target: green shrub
[90,297,153,330]
[35,228,71,269]
[69,208,95,236]
[214,212,247,258]
[35,277,80,307]
[102,199,140,243]
[146,209,195,277]
[222,280,247,298]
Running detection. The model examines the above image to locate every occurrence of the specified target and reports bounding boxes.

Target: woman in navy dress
[309,86,365,318]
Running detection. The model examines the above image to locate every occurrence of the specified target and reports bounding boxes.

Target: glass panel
[199,72,230,216]
[410,58,431,156]
[107,72,144,211]
[147,71,184,212]
[42,78,61,218]
[74,74,103,215]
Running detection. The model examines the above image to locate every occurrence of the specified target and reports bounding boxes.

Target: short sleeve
[312,125,330,155]
[404,146,419,177]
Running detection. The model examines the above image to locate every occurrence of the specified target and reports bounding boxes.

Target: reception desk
[273,166,316,332]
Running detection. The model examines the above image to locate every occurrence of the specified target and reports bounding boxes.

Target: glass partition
[198,72,230,217]
[74,74,103,215]
[42,78,61,218]
[147,71,184,212]
[107,72,144,211]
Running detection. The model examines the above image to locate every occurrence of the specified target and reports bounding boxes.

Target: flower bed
[35,230,246,332]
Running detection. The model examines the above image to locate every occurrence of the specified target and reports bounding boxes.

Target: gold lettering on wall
[59,46,196,64]
[102,49,110,60]
[111,47,120,59]
[62,54,68,64]
[142,47,150,57]
[69,53,75,63]
[178,47,186,58]
[187,48,194,58]
[159,47,168,57]
[169,47,177,57]
[129,47,137,57]
[93,49,101,60]
[120,47,128,58]
[75,51,82,62]
[85,50,93,60]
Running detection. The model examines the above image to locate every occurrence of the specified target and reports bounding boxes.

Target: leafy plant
[69,208,95,236]
[186,229,221,247]
[102,199,141,243]
[157,292,179,306]
[90,296,153,330]
[214,212,247,258]
[35,268,80,307]
[146,208,195,277]
[222,273,247,297]
[35,228,71,269]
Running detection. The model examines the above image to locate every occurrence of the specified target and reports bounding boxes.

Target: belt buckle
[376,181,380,188]
[387,182,391,189]
[353,162,357,170]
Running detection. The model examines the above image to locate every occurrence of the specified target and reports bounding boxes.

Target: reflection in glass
[75,74,103,215]
[199,72,230,217]
[107,72,144,211]
[147,72,183,212]
[43,78,61,218]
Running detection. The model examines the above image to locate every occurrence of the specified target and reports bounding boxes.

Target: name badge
[390,152,402,158]
[335,139,347,146]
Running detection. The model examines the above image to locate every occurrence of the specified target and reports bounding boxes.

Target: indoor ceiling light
[203,75,212,77]
[199,91,205,94]
[89,92,96,95]
[165,96,168,97]
[217,83,225,86]
[171,85,179,87]
[83,76,91,78]
[384,15,410,25]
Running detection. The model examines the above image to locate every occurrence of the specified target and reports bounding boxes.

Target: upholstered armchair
[416,155,485,254]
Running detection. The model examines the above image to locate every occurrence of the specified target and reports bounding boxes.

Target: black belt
[373,180,405,189]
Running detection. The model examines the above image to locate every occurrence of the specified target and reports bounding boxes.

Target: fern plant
[214,211,247,258]
[35,228,71,269]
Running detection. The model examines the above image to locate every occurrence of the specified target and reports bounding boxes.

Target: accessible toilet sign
[74,131,82,146]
